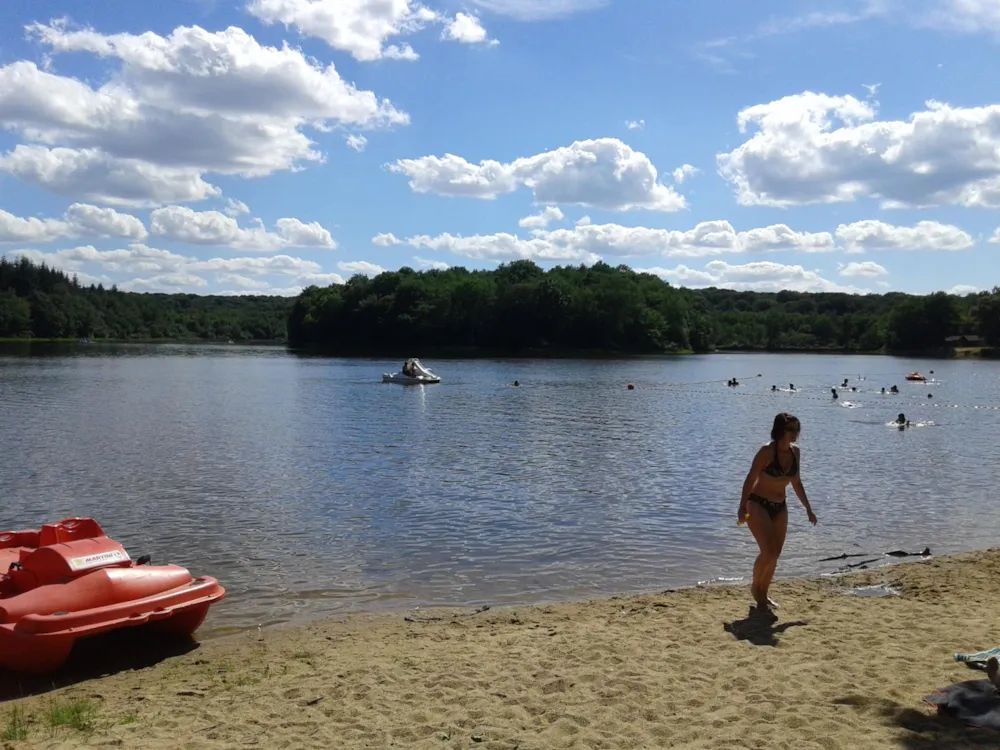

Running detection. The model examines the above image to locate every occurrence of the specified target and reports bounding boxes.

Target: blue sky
[1,0,999,296]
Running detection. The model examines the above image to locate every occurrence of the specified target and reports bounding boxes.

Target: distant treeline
[288,260,1000,354]
[0,256,291,341]
[4,256,999,353]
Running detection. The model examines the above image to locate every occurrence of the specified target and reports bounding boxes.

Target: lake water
[1,344,998,636]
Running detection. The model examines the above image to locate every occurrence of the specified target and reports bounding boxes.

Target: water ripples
[1,346,999,634]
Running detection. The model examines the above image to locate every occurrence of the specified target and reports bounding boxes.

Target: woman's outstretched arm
[790,447,817,524]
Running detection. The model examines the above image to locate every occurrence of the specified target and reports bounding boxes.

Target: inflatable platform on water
[0,517,225,673]
[382,358,441,384]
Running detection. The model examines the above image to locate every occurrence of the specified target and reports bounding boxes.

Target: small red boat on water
[905,372,926,381]
[0,517,225,674]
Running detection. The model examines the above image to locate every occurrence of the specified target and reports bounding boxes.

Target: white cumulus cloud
[386,217,979,266]
[638,260,871,294]
[372,232,403,246]
[0,203,147,243]
[345,134,368,152]
[947,284,980,295]
[389,138,687,212]
[518,206,564,229]
[125,273,209,291]
[717,91,1000,209]
[224,199,251,217]
[442,13,498,45]
[406,231,601,264]
[248,0,496,61]
[0,146,221,207]
[246,0,432,61]
[672,164,699,184]
[0,23,407,205]
[149,206,335,250]
[838,260,889,278]
[413,255,450,270]
[217,273,272,290]
[11,242,333,294]
[398,220,835,265]
[836,220,973,252]
[338,260,387,276]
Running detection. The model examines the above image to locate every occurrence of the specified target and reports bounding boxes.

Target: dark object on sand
[819,547,930,563]
[819,552,869,562]
[886,547,931,558]
[924,679,1000,731]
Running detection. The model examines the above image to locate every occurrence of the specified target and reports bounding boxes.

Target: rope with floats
[624,376,1000,412]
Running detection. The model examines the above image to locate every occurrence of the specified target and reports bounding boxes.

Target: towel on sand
[924,679,1000,731]
[955,646,1000,669]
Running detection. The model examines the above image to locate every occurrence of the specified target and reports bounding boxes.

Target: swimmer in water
[738,413,817,610]
[788,383,795,391]
[831,388,838,400]
[771,385,777,392]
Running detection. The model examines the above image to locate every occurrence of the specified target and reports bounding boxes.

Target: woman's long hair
[771,412,801,441]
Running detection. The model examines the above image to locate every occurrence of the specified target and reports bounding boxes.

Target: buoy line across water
[630,379,1000,412]
[724,389,1000,412]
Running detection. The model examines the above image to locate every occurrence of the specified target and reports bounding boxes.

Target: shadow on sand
[0,628,200,702]
[723,606,808,646]
[830,694,997,749]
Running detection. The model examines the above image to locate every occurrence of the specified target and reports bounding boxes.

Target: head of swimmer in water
[770,413,801,446]
[897,413,906,424]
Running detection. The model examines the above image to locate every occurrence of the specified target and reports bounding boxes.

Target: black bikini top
[763,443,798,478]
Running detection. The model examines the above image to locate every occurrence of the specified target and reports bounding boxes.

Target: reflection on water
[1,343,999,634]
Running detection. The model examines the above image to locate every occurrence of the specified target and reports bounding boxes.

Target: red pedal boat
[0,517,225,673]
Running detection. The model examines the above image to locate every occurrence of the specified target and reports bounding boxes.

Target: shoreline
[5,338,991,360]
[196,550,925,642]
[6,548,999,748]
[0,338,287,345]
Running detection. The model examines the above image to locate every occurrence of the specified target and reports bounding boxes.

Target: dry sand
[4,549,1000,749]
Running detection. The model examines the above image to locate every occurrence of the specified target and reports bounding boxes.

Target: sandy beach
[3,549,999,749]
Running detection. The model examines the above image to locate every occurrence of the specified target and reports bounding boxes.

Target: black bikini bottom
[749,494,787,521]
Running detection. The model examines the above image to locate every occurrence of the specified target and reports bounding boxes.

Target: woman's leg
[746,500,776,606]
[758,506,788,604]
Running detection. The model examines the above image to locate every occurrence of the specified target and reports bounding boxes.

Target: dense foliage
[5,255,998,353]
[0,256,292,341]
[288,260,1000,354]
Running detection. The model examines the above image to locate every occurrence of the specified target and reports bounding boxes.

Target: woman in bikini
[738,412,817,609]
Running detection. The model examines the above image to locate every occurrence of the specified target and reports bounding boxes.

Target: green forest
[0,256,290,342]
[288,260,1000,354]
[3,255,999,354]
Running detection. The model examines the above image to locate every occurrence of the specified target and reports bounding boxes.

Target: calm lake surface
[2,344,998,635]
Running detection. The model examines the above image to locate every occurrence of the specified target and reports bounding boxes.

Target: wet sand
[5,549,1000,749]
